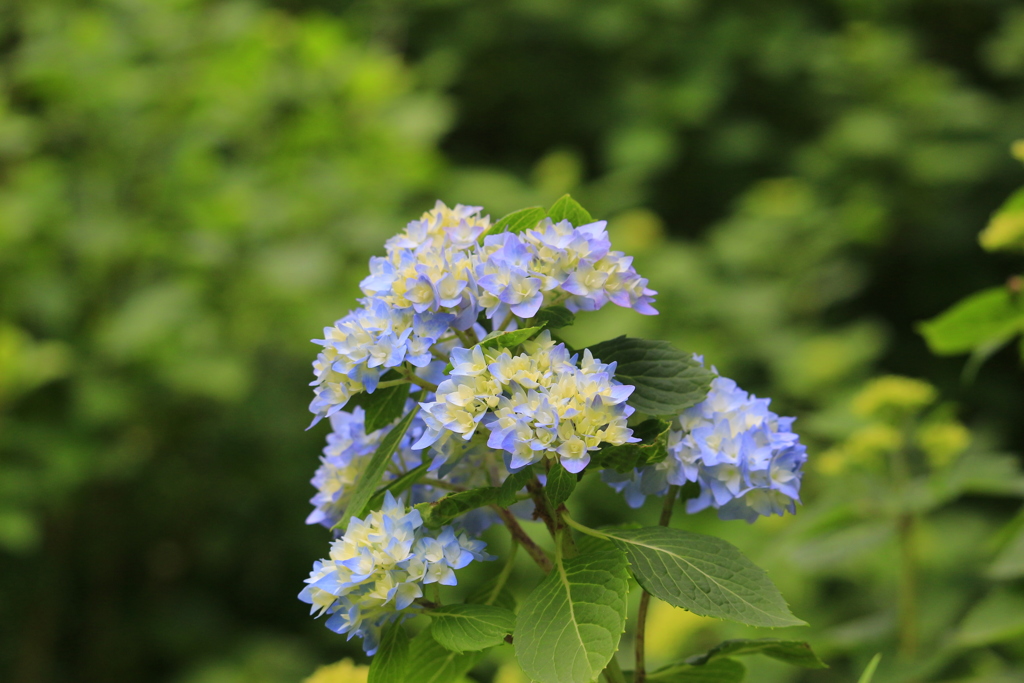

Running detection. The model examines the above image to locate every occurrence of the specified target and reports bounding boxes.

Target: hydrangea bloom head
[604,360,806,522]
[299,492,492,654]
[415,331,638,474]
[308,202,657,425]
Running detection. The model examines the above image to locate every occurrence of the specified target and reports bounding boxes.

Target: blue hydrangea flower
[414,331,637,474]
[309,202,659,425]
[602,361,807,522]
[299,492,493,654]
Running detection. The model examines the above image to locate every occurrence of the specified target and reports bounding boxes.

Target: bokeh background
[2,1,1024,682]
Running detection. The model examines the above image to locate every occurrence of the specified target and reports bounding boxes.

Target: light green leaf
[918,286,1024,356]
[492,206,547,235]
[430,604,516,653]
[547,194,594,226]
[600,526,804,627]
[685,638,826,668]
[514,548,630,683]
[481,326,546,351]
[590,419,671,473]
[956,586,1024,646]
[405,630,484,683]
[365,463,430,515]
[641,658,747,683]
[497,466,534,507]
[422,487,501,528]
[335,404,422,530]
[532,305,575,329]
[368,622,410,683]
[857,654,882,683]
[546,464,577,508]
[585,337,715,416]
[979,187,1024,252]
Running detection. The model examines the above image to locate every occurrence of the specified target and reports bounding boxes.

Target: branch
[635,485,679,683]
[492,505,552,573]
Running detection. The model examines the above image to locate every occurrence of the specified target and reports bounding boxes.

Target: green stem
[890,436,918,658]
[602,654,627,683]
[486,541,519,605]
[561,512,608,539]
[635,486,679,683]
[401,370,438,392]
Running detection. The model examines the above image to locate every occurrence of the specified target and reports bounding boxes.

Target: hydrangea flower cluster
[306,398,498,533]
[309,202,656,425]
[299,492,492,655]
[604,361,807,522]
[415,331,638,473]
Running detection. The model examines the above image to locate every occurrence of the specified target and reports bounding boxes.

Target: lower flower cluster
[299,492,492,654]
[604,359,806,522]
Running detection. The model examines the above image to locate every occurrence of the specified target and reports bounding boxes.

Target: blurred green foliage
[2,0,1024,682]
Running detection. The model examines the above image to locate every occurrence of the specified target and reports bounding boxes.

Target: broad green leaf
[366,463,430,514]
[685,639,826,668]
[857,654,882,683]
[979,187,1024,252]
[423,487,501,528]
[514,548,630,683]
[532,305,575,329]
[591,419,671,473]
[497,466,534,507]
[546,464,577,508]
[601,526,804,627]
[405,630,484,683]
[989,519,1024,580]
[918,286,1024,356]
[336,405,421,530]
[640,658,747,683]
[586,337,715,416]
[368,622,410,683]
[430,604,516,652]
[347,383,411,434]
[547,194,594,226]
[492,206,547,235]
[481,326,546,352]
[955,586,1024,646]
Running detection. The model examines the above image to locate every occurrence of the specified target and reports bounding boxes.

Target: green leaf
[532,305,576,329]
[368,622,410,683]
[423,487,501,528]
[366,463,430,515]
[514,548,630,683]
[546,464,577,508]
[547,194,594,226]
[857,654,882,683]
[918,286,1024,356]
[979,187,1024,252]
[430,604,516,653]
[955,586,1024,646]
[600,526,804,627]
[497,466,534,507]
[492,206,547,235]
[641,658,747,683]
[590,419,671,473]
[335,404,422,530]
[481,326,546,351]
[685,639,826,669]
[405,630,484,683]
[347,383,411,434]
[990,518,1024,580]
[585,337,715,416]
